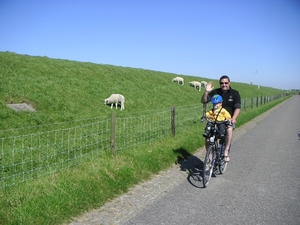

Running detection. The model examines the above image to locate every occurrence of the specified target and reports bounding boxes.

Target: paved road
[69,95,300,225]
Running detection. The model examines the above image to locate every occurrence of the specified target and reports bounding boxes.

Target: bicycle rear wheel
[203,145,215,188]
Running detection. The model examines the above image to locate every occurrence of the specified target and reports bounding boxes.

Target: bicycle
[202,118,230,188]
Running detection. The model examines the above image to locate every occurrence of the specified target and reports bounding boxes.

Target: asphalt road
[123,95,300,225]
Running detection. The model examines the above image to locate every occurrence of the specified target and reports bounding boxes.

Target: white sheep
[201,81,207,89]
[189,81,202,91]
[172,76,184,85]
[104,94,125,110]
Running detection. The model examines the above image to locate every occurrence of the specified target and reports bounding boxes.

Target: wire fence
[0,120,111,189]
[115,109,172,151]
[0,94,288,189]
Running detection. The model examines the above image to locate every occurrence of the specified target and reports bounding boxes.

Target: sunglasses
[220,82,229,85]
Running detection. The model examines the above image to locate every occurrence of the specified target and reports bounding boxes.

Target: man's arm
[231,91,241,123]
[231,108,240,124]
[201,81,213,104]
[201,91,210,104]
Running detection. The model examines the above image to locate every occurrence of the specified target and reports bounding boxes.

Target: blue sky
[1,0,299,90]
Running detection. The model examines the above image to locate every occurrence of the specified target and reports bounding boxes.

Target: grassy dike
[0,52,291,224]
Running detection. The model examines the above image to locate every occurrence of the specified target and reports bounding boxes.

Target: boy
[203,94,231,139]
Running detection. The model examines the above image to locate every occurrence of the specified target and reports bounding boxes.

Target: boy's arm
[222,108,232,119]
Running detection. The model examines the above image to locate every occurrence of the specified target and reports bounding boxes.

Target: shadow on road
[173,148,204,188]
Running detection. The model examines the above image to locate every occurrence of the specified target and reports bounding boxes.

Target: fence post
[251,97,254,109]
[111,113,116,155]
[171,106,176,136]
[244,98,246,111]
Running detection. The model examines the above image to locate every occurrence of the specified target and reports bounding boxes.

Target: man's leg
[224,126,233,161]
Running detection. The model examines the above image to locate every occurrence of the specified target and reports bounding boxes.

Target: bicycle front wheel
[203,145,215,188]
[219,157,228,174]
[219,144,228,174]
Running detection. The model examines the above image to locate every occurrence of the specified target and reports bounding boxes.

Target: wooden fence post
[171,106,176,136]
[111,113,116,155]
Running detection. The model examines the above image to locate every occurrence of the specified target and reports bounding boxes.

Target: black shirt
[207,88,241,117]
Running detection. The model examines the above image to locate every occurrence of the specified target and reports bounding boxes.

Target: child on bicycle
[203,94,231,139]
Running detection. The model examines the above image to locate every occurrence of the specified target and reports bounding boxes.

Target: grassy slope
[0,52,290,225]
[0,51,287,131]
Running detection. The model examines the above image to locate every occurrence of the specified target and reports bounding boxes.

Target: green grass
[0,51,290,131]
[0,51,293,225]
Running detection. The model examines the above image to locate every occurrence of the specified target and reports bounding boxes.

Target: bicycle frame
[202,118,228,188]
[208,122,225,166]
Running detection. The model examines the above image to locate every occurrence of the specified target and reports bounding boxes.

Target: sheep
[200,81,207,88]
[189,81,202,91]
[172,76,184,85]
[104,94,125,110]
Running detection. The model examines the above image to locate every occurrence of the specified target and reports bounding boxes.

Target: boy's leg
[203,122,212,137]
[219,124,226,138]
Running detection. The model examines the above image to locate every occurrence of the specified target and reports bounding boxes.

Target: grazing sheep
[201,81,207,88]
[189,81,202,91]
[172,76,184,85]
[104,94,125,110]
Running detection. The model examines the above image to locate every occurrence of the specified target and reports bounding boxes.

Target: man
[201,75,241,162]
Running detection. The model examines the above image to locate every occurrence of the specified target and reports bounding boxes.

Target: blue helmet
[211,94,223,104]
